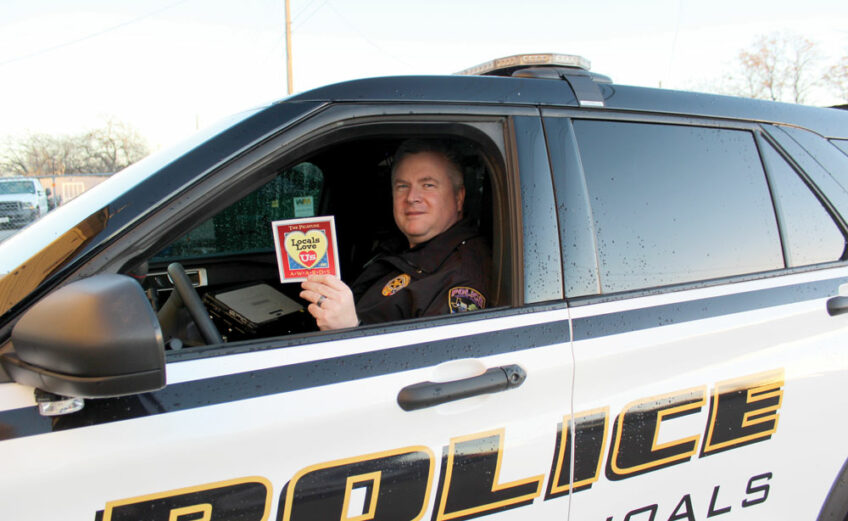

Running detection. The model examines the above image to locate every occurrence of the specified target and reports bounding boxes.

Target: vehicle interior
[135,133,502,349]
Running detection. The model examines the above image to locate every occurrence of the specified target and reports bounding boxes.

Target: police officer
[300,139,491,330]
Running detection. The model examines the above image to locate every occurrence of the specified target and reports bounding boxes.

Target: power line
[664,0,683,89]
[292,0,330,29]
[292,0,321,22]
[323,1,414,68]
[0,0,192,68]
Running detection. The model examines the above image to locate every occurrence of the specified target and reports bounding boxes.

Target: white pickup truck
[0,178,48,229]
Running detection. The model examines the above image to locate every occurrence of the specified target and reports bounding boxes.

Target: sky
[1,0,847,149]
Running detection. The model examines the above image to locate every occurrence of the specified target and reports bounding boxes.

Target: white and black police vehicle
[2,54,848,520]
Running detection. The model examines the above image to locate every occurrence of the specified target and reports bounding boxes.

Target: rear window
[831,139,848,157]
[782,128,848,190]
[572,120,783,294]
[760,140,845,267]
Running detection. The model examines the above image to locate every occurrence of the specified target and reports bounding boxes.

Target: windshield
[0,105,266,272]
[0,104,272,319]
[0,181,35,195]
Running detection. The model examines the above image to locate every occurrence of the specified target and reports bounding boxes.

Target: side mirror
[0,274,165,398]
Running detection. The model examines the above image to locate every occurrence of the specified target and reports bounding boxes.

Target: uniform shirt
[351,220,491,325]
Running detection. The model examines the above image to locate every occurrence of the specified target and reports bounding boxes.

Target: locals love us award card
[271,216,340,283]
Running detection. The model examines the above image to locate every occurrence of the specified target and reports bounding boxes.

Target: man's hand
[300,275,359,331]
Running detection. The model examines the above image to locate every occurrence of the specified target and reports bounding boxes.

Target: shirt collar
[397,219,479,274]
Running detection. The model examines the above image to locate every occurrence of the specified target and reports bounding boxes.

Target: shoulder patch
[382,274,411,296]
[448,286,486,313]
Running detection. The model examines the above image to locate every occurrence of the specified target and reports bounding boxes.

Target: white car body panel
[569,267,848,520]
[0,309,575,520]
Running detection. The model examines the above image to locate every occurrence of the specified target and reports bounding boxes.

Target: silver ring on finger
[317,295,327,308]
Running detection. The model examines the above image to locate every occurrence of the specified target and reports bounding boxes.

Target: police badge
[382,274,411,296]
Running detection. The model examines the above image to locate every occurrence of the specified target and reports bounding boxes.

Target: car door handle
[827,295,848,316]
[397,364,526,411]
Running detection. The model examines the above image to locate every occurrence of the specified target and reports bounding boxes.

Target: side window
[572,120,783,294]
[780,127,848,190]
[152,163,324,261]
[138,132,499,346]
[760,140,846,266]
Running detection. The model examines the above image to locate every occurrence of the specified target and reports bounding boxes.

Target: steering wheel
[161,262,223,345]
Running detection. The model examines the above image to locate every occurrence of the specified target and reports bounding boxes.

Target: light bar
[456,53,591,76]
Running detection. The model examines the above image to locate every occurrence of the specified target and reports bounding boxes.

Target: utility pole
[285,0,293,95]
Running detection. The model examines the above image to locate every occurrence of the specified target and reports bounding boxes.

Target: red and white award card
[271,216,340,283]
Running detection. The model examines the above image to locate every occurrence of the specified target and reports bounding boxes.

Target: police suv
[1,53,848,520]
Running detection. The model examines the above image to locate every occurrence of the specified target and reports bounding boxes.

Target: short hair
[391,139,464,193]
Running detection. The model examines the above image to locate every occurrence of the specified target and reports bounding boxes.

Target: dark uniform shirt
[352,220,491,325]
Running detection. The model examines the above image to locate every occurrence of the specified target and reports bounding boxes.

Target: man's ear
[456,186,466,215]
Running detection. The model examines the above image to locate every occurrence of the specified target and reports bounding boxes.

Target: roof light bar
[456,53,591,76]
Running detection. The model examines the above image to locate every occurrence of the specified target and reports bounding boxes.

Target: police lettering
[97,370,783,521]
[606,387,706,480]
[702,370,783,456]
[604,472,773,520]
[97,478,271,521]
[546,408,609,499]
[433,430,543,520]
[278,447,433,521]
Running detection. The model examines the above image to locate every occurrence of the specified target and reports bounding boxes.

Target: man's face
[392,151,465,247]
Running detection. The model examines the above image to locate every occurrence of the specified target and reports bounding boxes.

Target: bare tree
[0,117,150,177]
[826,55,848,103]
[729,32,822,104]
[1,133,77,177]
[76,117,150,174]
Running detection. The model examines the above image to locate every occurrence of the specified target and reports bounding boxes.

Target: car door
[0,106,575,521]
[544,113,848,520]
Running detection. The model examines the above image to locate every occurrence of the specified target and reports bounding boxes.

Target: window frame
[754,131,848,267]
[765,125,848,231]
[69,102,554,361]
[541,108,848,305]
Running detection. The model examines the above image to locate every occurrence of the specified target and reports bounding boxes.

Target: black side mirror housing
[0,274,165,398]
